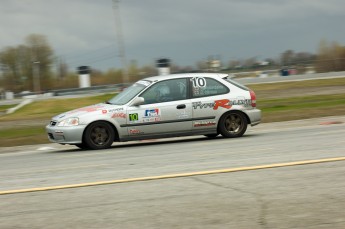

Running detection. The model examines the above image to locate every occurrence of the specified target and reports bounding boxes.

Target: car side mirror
[130,97,145,106]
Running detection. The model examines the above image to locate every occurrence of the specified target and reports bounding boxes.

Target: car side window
[140,78,187,104]
[191,77,229,98]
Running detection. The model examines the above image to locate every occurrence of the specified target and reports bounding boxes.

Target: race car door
[125,78,192,137]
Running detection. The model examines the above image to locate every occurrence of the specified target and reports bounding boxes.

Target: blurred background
[0,0,344,147]
[1,2,345,228]
[0,0,344,94]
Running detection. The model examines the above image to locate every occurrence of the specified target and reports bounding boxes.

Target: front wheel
[83,121,115,150]
[219,112,248,138]
[204,134,219,138]
[75,143,89,150]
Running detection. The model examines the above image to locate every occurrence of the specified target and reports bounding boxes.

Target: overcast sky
[1,0,344,70]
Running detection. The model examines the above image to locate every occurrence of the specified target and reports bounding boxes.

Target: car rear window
[192,77,229,98]
[224,78,249,91]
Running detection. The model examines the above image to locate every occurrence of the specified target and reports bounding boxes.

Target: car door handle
[176,104,186,109]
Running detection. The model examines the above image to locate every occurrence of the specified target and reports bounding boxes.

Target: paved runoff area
[0,116,345,228]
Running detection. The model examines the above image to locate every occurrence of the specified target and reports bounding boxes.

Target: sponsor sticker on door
[143,109,161,122]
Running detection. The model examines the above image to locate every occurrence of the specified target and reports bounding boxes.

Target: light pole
[112,0,129,83]
[32,61,41,93]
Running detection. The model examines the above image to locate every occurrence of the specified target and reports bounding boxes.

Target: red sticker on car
[213,99,231,110]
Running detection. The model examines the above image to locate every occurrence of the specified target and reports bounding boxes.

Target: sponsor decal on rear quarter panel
[192,99,232,110]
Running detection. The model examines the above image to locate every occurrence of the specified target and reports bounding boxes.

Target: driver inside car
[154,85,171,102]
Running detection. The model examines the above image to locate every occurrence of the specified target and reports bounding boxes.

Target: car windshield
[107,80,151,105]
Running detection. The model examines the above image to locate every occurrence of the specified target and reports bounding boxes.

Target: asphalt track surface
[0,116,345,228]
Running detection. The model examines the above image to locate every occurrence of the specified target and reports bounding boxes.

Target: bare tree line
[1,34,344,93]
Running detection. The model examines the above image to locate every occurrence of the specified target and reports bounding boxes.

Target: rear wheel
[84,121,115,150]
[219,111,247,138]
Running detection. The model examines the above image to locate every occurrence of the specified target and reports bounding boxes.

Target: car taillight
[250,90,256,107]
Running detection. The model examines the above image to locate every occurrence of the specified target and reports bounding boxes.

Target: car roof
[143,73,228,82]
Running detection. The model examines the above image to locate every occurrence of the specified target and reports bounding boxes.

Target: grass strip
[0,104,16,113]
[0,93,116,121]
[1,93,345,147]
[260,94,345,112]
[0,126,48,147]
[1,76,345,148]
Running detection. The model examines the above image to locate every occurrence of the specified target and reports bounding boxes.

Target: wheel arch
[217,110,250,132]
[82,120,120,143]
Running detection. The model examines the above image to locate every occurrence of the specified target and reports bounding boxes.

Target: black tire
[83,121,115,150]
[204,134,219,138]
[219,111,248,138]
[75,143,89,150]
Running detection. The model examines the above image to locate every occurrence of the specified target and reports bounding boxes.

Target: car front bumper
[46,124,86,144]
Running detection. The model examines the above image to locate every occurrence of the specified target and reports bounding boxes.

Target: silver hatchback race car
[46,73,261,150]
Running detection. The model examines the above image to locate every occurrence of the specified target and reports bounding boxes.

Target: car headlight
[57,117,79,127]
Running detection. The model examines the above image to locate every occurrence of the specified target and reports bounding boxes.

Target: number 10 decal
[191,77,206,88]
[129,113,138,121]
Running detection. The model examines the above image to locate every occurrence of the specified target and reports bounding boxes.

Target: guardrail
[11,83,131,99]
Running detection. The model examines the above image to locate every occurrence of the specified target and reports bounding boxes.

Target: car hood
[52,103,124,121]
